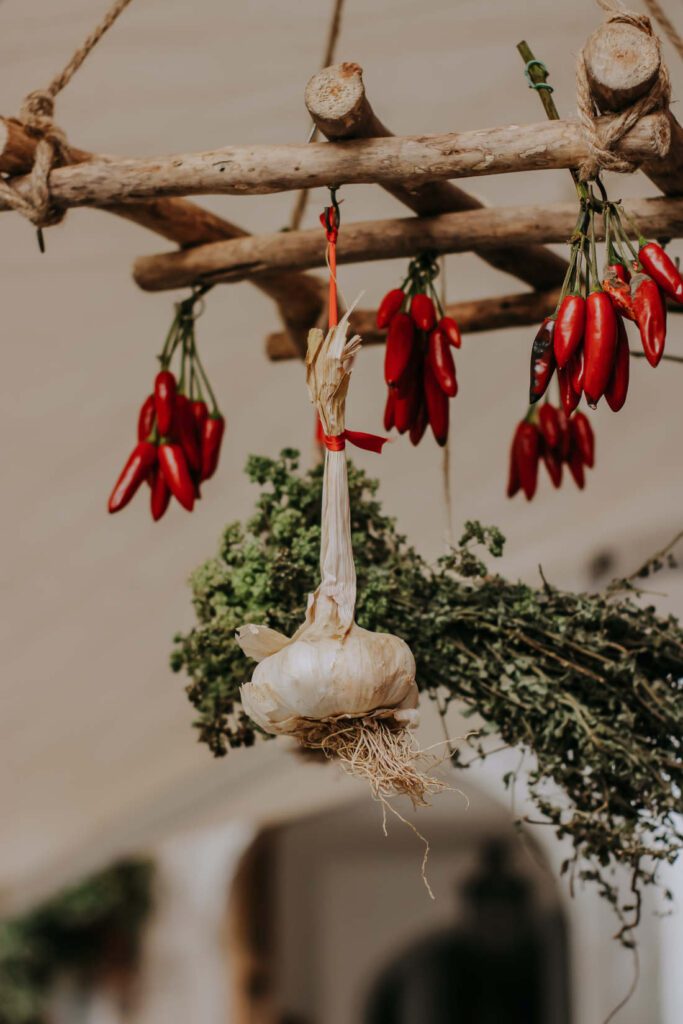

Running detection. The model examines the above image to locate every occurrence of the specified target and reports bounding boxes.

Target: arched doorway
[226,783,571,1024]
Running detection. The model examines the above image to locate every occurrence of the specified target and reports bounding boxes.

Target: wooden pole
[304,63,568,291]
[0,116,669,212]
[132,195,683,291]
[266,288,563,360]
[581,18,683,195]
[0,118,323,355]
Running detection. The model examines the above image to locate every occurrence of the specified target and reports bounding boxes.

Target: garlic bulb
[237,307,438,803]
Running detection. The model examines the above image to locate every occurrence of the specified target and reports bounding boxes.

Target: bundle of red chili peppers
[376,252,461,446]
[529,184,683,416]
[508,404,594,501]
[108,290,225,520]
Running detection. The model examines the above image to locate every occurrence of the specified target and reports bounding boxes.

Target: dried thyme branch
[172,450,683,942]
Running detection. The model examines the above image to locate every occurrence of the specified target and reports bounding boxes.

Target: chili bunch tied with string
[529,183,682,417]
[108,290,225,520]
[377,253,461,447]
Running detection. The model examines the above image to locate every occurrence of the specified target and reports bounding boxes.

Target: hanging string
[575,0,671,180]
[321,189,341,328]
[438,256,455,550]
[289,0,347,231]
[0,0,136,238]
[641,0,683,61]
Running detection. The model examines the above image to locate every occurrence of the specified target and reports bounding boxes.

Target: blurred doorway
[227,789,571,1024]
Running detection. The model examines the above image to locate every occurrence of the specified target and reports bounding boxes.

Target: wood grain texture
[0,116,669,211]
[132,195,683,291]
[305,63,568,290]
[0,118,324,353]
[582,21,683,195]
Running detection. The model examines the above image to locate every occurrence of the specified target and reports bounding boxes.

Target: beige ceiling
[1,0,682,911]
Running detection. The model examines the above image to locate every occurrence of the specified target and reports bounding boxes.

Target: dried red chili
[108,441,157,514]
[631,273,667,367]
[529,317,556,404]
[638,242,683,304]
[583,291,617,406]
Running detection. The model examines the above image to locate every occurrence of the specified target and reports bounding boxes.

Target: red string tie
[322,429,388,454]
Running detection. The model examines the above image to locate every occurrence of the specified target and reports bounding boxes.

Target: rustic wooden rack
[1,18,681,358]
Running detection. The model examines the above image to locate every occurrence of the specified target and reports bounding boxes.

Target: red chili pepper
[175,394,202,474]
[567,426,586,490]
[394,372,421,434]
[423,361,449,446]
[631,273,667,367]
[200,414,225,481]
[409,293,436,332]
[376,288,405,329]
[137,394,155,442]
[541,441,563,489]
[558,365,580,416]
[159,443,195,511]
[383,388,396,432]
[438,316,462,349]
[638,242,683,304]
[602,269,635,322]
[554,294,585,369]
[555,406,571,459]
[583,290,618,406]
[507,427,521,498]
[538,402,561,450]
[529,317,556,404]
[150,465,171,521]
[605,317,630,413]
[608,261,630,284]
[154,370,177,436]
[384,313,416,387]
[514,421,540,501]
[569,346,584,396]
[108,441,157,514]
[572,411,595,468]
[409,400,428,447]
[427,327,458,397]
[190,399,208,434]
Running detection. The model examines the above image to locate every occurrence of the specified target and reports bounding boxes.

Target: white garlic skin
[240,624,418,735]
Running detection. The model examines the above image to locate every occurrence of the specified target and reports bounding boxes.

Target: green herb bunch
[172,450,683,941]
[0,860,154,1024]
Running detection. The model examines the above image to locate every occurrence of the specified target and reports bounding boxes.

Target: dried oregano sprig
[172,450,683,941]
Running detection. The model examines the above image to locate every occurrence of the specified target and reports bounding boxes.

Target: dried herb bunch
[172,450,683,939]
[0,859,154,1024]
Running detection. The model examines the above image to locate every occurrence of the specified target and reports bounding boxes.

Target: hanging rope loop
[0,0,135,232]
[576,0,672,181]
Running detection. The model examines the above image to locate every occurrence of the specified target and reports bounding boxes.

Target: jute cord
[641,0,683,62]
[0,0,135,229]
[576,0,671,180]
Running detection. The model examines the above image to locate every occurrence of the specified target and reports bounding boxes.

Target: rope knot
[576,5,671,182]
[0,0,136,235]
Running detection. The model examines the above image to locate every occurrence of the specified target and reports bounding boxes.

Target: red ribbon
[323,429,388,454]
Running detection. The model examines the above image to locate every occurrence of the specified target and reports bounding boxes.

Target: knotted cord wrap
[0,0,135,230]
[576,0,672,181]
[322,429,389,454]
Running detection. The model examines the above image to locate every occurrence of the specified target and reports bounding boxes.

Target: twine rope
[0,0,135,229]
[642,0,683,62]
[576,0,671,181]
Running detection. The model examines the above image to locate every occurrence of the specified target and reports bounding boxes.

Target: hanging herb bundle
[173,449,683,941]
[377,252,461,447]
[108,289,225,520]
[0,859,153,1024]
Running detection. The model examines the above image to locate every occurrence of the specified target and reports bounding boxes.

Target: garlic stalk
[237,309,442,804]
